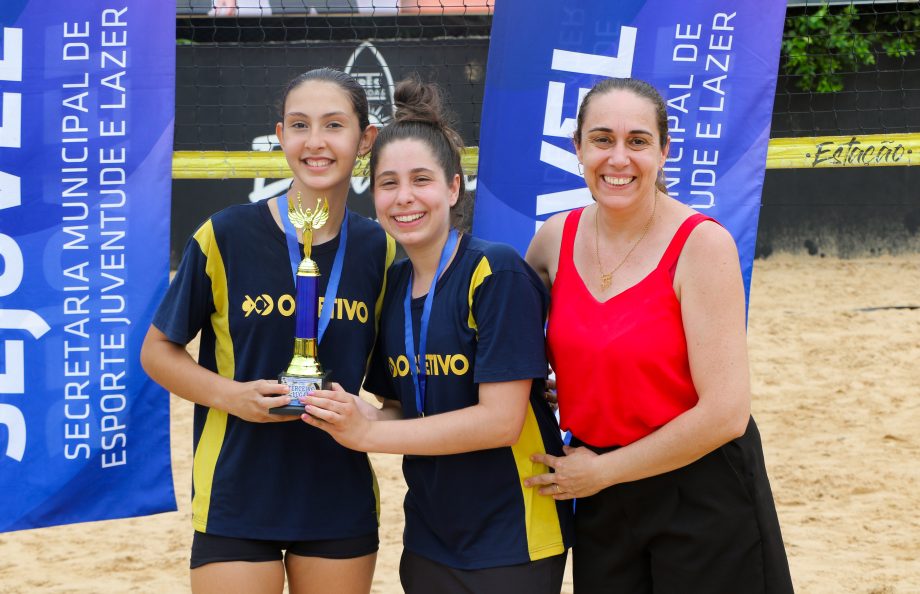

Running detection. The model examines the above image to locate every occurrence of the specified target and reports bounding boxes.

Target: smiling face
[575,89,669,210]
[275,80,375,198]
[372,138,460,254]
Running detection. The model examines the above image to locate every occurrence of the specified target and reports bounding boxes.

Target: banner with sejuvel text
[474,0,787,303]
[0,1,176,532]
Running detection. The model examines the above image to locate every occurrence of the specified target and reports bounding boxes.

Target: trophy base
[272,371,331,415]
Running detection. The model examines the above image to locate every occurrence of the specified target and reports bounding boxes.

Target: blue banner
[0,2,176,531]
[474,0,786,300]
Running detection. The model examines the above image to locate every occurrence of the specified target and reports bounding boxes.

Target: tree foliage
[782,4,920,93]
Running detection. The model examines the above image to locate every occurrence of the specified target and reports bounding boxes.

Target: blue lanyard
[404,229,459,417]
[279,194,348,344]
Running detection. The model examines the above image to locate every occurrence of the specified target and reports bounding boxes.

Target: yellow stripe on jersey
[366,233,394,523]
[511,403,565,560]
[365,232,397,380]
[191,220,233,533]
[374,233,397,333]
[468,255,562,556]
[372,235,396,522]
[191,408,228,532]
[369,457,381,526]
[467,257,492,332]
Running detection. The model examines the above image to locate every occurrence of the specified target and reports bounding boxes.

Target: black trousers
[572,418,794,593]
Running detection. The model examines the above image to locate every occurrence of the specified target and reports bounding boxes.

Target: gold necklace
[594,195,657,291]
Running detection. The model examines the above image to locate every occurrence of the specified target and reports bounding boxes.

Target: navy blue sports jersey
[153,200,395,540]
[364,234,574,570]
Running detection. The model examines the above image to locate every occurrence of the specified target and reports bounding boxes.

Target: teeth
[603,175,633,186]
[394,213,424,223]
[305,159,331,167]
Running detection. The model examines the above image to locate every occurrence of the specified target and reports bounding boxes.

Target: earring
[577,162,584,176]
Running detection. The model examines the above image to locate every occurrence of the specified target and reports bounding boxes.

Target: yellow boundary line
[172,133,918,179]
[172,148,481,179]
[766,133,919,169]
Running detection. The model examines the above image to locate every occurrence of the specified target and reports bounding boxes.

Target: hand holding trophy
[272,193,332,415]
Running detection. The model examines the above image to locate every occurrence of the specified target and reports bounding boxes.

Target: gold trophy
[271,194,332,415]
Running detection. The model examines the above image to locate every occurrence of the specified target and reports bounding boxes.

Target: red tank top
[546,209,713,447]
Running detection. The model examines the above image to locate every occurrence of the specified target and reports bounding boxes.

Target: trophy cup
[271,195,332,415]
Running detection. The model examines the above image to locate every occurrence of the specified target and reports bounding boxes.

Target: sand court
[1,254,917,593]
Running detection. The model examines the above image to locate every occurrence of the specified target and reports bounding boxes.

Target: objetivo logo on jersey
[242,294,370,324]
[388,353,471,378]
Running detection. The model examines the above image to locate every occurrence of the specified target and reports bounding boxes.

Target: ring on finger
[554,484,561,495]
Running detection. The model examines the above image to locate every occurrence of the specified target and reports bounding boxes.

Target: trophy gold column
[272,194,332,415]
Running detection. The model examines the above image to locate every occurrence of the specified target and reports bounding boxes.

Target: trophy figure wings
[287,193,329,263]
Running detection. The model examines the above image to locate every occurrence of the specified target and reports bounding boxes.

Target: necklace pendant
[600,272,612,290]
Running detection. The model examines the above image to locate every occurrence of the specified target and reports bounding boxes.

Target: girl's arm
[302,378,531,455]
[140,325,294,423]
[526,221,752,498]
[352,391,403,422]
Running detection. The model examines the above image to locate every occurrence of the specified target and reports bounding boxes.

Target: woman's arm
[526,221,752,498]
[302,378,531,455]
[524,212,566,289]
[140,325,294,423]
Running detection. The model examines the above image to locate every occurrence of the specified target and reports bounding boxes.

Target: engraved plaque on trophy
[271,195,332,415]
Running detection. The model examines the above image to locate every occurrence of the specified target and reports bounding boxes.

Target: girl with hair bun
[301,77,573,593]
[142,68,395,594]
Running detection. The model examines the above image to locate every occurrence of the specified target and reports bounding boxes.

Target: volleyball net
[171,0,920,181]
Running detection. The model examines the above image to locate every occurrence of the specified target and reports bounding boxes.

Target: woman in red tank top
[524,78,793,593]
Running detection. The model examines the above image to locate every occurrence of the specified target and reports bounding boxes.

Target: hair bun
[369,75,467,202]
[393,76,443,126]
[393,76,464,151]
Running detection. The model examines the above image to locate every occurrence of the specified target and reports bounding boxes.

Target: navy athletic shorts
[399,549,567,594]
[190,531,379,569]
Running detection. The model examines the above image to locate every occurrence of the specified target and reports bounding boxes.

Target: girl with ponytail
[142,68,394,594]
